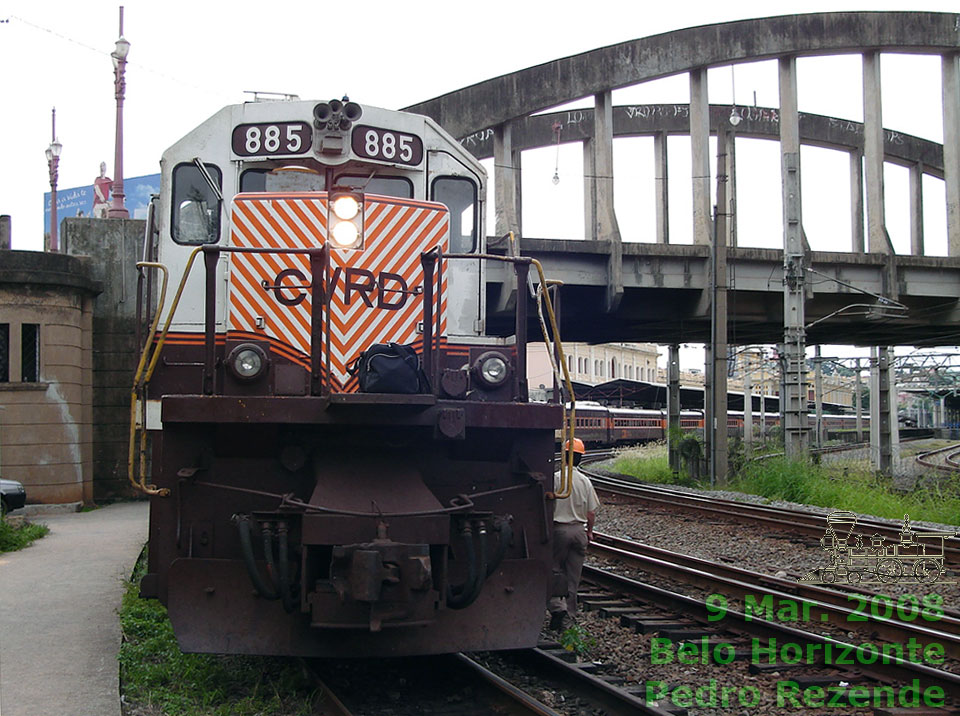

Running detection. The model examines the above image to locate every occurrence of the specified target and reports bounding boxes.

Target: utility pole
[744,364,753,455]
[668,343,681,474]
[710,130,730,485]
[780,56,810,458]
[855,358,864,442]
[814,346,824,447]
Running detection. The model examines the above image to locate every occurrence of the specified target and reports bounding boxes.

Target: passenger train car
[569,402,869,446]
[131,98,565,658]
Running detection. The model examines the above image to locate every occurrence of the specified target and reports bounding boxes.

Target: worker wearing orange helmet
[547,437,600,631]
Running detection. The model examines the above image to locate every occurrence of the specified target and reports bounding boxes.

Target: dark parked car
[1,478,26,517]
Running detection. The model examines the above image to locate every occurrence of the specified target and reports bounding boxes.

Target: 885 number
[232,122,311,157]
[352,125,423,166]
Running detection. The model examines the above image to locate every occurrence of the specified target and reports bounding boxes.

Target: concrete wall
[0,250,101,504]
[63,218,145,499]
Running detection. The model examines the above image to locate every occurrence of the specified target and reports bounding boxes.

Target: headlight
[328,191,363,249]
[331,219,360,247]
[227,344,269,382]
[473,351,510,389]
[332,195,359,220]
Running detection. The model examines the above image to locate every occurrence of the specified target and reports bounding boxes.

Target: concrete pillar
[779,57,801,158]
[583,138,596,241]
[654,132,669,244]
[863,51,891,254]
[690,68,711,246]
[493,123,522,313]
[759,361,766,440]
[668,343,681,473]
[872,346,896,475]
[593,91,623,311]
[850,151,865,253]
[942,53,960,257]
[814,346,824,448]
[780,56,809,458]
[855,360,864,441]
[0,215,10,249]
[889,347,900,467]
[744,367,753,455]
[726,130,738,248]
[870,348,880,465]
[493,123,521,238]
[777,341,787,432]
[711,130,730,484]
[909,162,925,256]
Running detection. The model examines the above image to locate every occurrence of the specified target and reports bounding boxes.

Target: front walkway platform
[0,501,149,716]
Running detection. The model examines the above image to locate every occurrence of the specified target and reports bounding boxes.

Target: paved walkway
[0,501,149,716]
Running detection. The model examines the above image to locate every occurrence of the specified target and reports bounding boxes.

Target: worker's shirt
[553,467,600,526]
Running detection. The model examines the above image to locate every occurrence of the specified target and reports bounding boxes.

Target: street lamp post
[45,107,62,252]
[108,9,130,219]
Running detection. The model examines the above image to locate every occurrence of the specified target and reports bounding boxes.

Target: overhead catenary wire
[5,14,238,101]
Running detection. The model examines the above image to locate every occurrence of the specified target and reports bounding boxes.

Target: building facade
[0,249,101,503]
[527,342,660,398]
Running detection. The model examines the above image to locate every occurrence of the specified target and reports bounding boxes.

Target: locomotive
[130,98,572,657]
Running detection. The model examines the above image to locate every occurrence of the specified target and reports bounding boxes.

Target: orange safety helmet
[564,438,586,455]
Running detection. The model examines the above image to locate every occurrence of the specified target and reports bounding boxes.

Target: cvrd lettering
[267,267,414,311]
[271,268,308,306]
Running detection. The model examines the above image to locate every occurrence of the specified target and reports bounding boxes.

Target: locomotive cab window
[431,176,477,253]
[337,175,412,199]
[172,163,222,244]
[240,166,324,193]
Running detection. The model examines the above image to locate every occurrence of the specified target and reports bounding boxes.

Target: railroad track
[578,560,960,713]
[916,442,960,474]
[307,648,671,715]
[581,468,960,565]
[307,652,563,715]
[591,531,960,660]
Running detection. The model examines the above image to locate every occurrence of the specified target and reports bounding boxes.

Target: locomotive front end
[134,99,565,657]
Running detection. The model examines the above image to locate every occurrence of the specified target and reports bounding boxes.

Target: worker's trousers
[548,521,588,617]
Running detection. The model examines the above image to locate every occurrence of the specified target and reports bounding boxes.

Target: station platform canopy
[569,378,850,415]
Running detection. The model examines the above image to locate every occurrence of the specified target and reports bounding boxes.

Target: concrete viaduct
[404,11,960,479]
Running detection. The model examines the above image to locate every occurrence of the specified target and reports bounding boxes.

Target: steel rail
[591,532,960,660]
[582,565,960,698]
[307,654,567,715]
[503,648,677,716]
[917,442,960,474]
[451,654,565,715]
[583,470,960,564]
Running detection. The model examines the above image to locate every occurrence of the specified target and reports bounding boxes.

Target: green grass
[118,551,319,715]
[610,442,678,484]
[731,457,960,526]
[0,518,50,553]
[609,446,960,526]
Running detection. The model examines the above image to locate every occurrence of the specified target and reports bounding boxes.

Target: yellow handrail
[127,247,204,496]
[526,253,575,500]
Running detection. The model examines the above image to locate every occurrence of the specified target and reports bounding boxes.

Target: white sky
[1,0,957,369]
